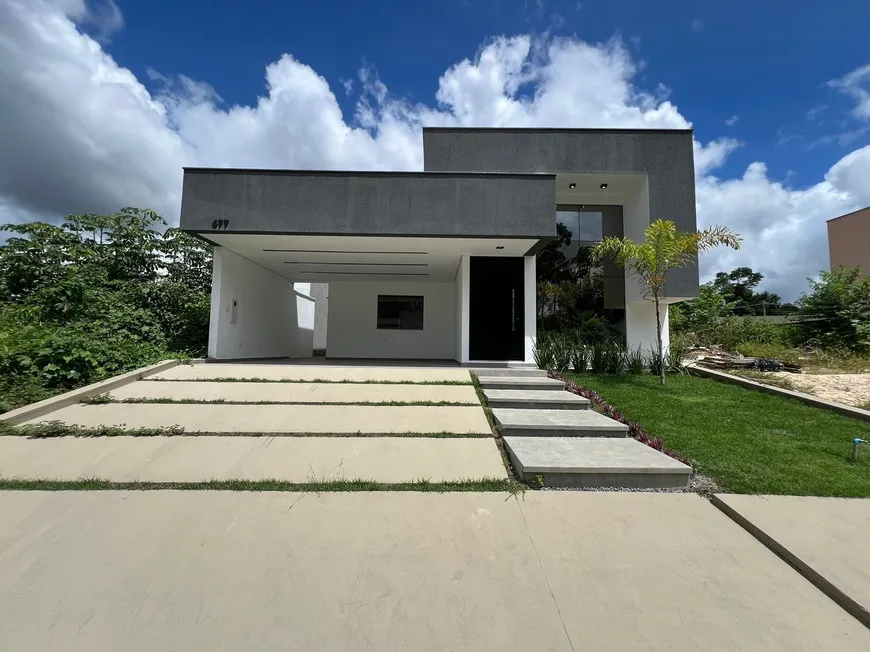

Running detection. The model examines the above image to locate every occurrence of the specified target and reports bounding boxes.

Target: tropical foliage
[0,209,211,410]
[590,219,741,384]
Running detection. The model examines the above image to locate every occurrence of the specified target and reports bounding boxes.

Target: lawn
[569,373,870,497]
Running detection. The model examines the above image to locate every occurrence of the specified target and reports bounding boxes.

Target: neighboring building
[827,207,870,273]
[180,128,699,362]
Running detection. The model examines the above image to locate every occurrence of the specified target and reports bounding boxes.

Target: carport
[181,169,556,363]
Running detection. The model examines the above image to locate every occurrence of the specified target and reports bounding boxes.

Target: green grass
[0,421,489,439]
[0,477,523,493]
[469,373,497,431]
[81,396,473,407]
[570,373,870,497]
[145,377,472,386]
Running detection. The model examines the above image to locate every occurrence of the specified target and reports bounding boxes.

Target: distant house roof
[827,206,870,223]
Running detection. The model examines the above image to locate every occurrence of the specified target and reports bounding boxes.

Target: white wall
[327,281,456,359]
[626,302,669,356]
[208,248,314,359]
[454,256,470,363]
[523,256,537,363]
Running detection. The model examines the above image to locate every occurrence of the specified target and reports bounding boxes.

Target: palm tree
[591,219,741,385]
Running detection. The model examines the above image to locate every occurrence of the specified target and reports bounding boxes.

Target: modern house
[180,128,699,362]
[827,206,870,273]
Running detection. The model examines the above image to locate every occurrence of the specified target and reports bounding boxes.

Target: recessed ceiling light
[568,183,576,189]
[496,245,505,250]
[600,183,608,190]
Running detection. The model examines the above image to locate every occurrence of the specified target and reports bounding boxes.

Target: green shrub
[710,317,787,350]
[625,347,645,374]
[797,267,870,353]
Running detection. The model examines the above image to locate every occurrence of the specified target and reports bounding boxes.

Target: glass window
[556,208,603,244]
[377,295,424,330]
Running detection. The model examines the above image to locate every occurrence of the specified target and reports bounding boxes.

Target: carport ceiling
[203,234,538,282]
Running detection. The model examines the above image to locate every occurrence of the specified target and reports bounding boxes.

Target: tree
[669,282,733,340]
[796,266,870,353]
[591,219,741,385]
[711,266,793,316]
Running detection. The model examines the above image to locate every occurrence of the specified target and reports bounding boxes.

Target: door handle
[511,289,516,332]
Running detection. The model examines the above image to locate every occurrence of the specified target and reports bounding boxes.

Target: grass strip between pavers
[81,397,474,407]
[144,377,472,386]
[0,422,492,439]
[0,477,524,493]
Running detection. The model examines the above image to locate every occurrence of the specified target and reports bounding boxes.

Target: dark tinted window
[377,295,424,330]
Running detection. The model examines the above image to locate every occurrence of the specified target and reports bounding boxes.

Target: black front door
[469,257,525,361]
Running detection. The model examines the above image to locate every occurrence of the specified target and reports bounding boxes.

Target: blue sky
[2,0,870,299]
[105,0,870,185]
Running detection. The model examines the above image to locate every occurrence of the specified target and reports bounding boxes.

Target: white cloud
[828,64,870,121]
[725,115,739,126]
[1,0,869,299]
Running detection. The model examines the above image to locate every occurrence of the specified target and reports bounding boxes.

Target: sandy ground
[767,372,870,408]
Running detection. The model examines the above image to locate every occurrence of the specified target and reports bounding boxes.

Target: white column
[625,301,669,355]
[454,255,470,363]
[523,256,537,363]
[207,248,224,359]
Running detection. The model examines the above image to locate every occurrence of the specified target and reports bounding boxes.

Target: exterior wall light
[600,183,608,189]
[569,183,576,189]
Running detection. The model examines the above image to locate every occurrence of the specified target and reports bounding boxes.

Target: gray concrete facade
[180,169,556,239]
[423,128,699,298]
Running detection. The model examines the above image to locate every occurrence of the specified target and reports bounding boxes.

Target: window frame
[376,294,425,331]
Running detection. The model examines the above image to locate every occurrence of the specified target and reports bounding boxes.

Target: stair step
[469,368,549,378]
[484,389,589,410]
[493,408,628,437]
[504,436,691,489]
[475,377,565,391]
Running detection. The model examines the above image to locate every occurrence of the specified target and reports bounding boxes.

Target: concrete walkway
[0,436,507,483]
[23,403,492,434]
[714,494,870,626]
[108,380,480,404]
[152,363,472,383]
[0,491,867,651]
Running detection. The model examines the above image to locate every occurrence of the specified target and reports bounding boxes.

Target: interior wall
[327,281,456,359]
[207,248,314,359]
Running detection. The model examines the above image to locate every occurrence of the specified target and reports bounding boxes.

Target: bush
[797,267,870,353]
[709,317,791,350]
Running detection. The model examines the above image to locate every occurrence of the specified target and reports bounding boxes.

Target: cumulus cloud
[1,0,868,299]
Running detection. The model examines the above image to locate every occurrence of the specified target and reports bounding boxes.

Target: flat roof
[422,127,694,135]
[181,167,555,180]
[826,206,870,223]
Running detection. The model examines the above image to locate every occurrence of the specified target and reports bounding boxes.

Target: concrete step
[504,436,692,489]
[484,389,590,410]
[493,408,628,437]
[468,367,549,378]
[475,377,565,391]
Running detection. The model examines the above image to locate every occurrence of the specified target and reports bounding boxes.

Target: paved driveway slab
[714,494,870,627]
[0,436,507,483]
[0,492,569,652]
[520,492,870,650]
[1,492,868,651]
[109,381,480,404]
[24,403,491,434]
[152,363,472,383]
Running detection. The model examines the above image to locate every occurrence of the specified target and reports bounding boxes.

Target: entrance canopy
[200,233,537,283]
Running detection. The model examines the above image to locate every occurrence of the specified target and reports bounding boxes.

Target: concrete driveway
[1,491,867,652]
[9,363,502,484]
